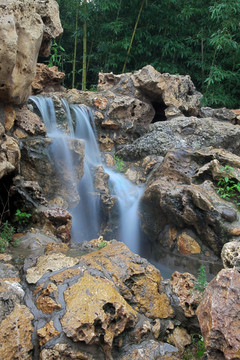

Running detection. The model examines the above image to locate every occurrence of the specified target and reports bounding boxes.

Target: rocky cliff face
[0,0,62,105]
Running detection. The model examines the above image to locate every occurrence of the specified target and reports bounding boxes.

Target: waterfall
[30,96,144,253]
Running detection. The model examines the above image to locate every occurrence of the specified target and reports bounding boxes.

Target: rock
[0,134,21,179]
[199,107,236,122]
[119,340,180,360]
[197,269,240,360]
[81,241,173,319]
[32,63,65,94]
[20,136,84,207]
[45,241,69,255]
[117,116,240,161]
[0,278,25,323]
[177,232,201,255]
[168,328,192,351]
[140,148,240,255]
[221,241,240,271]
[11,176,47,209]
[0,304,34,360]
[26,253,79,284]
[170,272,200,318]
[4,106,16,131]
[15,105,46,135]
[37,320,60,346]
[0,0,63,104]
[40,344,94,360]
[38,207,73,242]
[132,65,202,116]
[61,271,137,356]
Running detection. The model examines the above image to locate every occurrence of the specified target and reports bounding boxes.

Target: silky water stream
[29,96,222,279]
[30,96,144,255]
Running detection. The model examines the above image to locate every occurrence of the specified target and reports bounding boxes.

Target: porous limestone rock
[119,340,180,360]
[0,138,20,179]
[15,105,46,135]
[61,271,137,354]
[26,253,79,284]
[131,65,202,116]
[40,344,94,360]
[32,63,65,94]
[0,0,63,104]
[37,321,60,346]
[81,241,173,319]
[0,304,34,360]
[221,241,240,271]
[197,269,240,360]
[170,272,200,318]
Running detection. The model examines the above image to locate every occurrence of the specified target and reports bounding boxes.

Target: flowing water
[30,96,144,253]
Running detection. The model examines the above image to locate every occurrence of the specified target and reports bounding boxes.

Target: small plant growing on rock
[0,221,15,253]
[15,209,32,226]
[98,240,108,249]
[217,165,240,207]
[194,265,208,294]
[113,155,126,173]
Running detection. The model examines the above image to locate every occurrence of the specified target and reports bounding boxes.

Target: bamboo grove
[49,0,240,108]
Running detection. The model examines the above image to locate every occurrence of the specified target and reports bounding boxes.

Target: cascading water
[30,96,144,253]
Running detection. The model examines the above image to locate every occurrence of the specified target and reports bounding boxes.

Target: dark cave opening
[151,101,167,123]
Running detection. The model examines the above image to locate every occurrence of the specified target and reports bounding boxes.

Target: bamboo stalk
[122,0,145,73]
[72,0,80,88]
[82,0,87,91]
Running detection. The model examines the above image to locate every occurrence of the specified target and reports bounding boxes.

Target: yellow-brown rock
[37,321,60,346]
[0,0,63,104]
[45,242,69,255]
[61,271,137,352]
[4,106,16,131]
[93,97,108,110]
[15,106,46,135]
[50,268,81,284]
[40,344,94,360]
[81,241,173,319]
[0,304,34,360]
[229,227,240,236]
[32,63,65,94]
[177,232,201,255]
[168,328,192,351]
[170,272,200,318]
[26,253,79,284]
[36,295,61,314]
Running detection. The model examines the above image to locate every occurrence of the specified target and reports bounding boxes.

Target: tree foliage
[52,0,240,108]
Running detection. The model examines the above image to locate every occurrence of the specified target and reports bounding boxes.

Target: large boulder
[140,148,240,255]
[117,116,240,161]
[197,269,240,360]
[0,0,63,105]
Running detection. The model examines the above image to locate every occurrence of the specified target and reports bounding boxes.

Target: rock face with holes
[197,269,240,360]
[0,0,62,104]
[12,239,186,359]
[140,148,240,255]
[32,63,66,94]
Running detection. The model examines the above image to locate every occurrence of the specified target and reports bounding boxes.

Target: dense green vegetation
[52,0,240,108]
